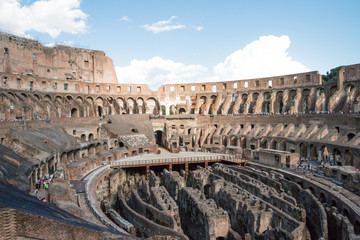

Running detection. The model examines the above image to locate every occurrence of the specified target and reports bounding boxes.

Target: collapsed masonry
[98,163,360,240]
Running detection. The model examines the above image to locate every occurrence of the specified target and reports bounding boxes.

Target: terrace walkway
[111,149,246,178]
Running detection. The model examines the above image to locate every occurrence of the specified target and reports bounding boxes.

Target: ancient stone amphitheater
[0,32,360,240]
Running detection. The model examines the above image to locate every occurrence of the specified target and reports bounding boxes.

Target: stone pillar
[146,165,150,180]
[185,163,189,179]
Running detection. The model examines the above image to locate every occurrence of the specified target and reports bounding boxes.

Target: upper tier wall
[0,33,118,84]
[156,70,322,94]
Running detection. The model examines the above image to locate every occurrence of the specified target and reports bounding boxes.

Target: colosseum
[0,32,360,240]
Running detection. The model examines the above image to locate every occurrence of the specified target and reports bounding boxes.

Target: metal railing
[111,154,244,168]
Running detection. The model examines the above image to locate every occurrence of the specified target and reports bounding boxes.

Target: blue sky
[0,0,359,90]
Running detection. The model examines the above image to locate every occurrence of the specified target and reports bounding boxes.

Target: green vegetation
[322,66,343,83]
[161,105,166,115]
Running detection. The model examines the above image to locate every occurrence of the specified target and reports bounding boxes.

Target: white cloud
[212,35,309,81]
[115,35,310,90]
[0,0,88,38]
[195,26,203,31]
[120,16,130,22]
[143,16,185,34]
[115,57,208,90]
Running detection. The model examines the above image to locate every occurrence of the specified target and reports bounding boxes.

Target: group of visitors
[34,174,53,202]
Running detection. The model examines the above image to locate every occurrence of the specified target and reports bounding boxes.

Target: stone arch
[347,133,355,142]
[208,95,216,114]
[270,139,278,150]
[301,89,311,113]
[81,134,86,142]
[161,105,166,115]
[333,148,341,165]
[169,105,176,115]
[116,97,127,114]
[146,97,159,115]
[249,92,259,113]
[96,143,102,154]
[199,96,207,115]
[179,108,186,115]
[33,93,41,101]
[286,89,297,112]
[96,97,104,116]
[137,97,146,114]
[260,139,267,149]
[262,92,271,113]
[344,149,354,166]
[279,140,286,151]
[88,133,94,141]
[88,144,95,155]
[127,97,137,114]
[310,144,318,161]
[155,130,164,147]
[329,86,337,97]
[71,108,78,118]
[239,93,248,113]
[299,143,307,157]
[44,94,52,101]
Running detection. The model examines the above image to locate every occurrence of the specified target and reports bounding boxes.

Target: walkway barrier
[111,154,244,169]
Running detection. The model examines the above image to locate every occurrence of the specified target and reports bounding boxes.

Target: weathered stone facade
[1,33,360,239]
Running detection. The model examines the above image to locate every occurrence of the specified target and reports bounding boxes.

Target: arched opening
[279,140,286,151]
[300,143,307,157]
[169,105,176,115]
[199,96,206,115]
[179,108,186,115]
[88,145,95,155]
[249,93,259,113]
[208,95,216,114]
[96,143,102,154]
[302,89,311,113]
[155,130,164,147]
[81,134,86,142]
[260,139,267,149]
[333,148,341,166]
[270,140,277,150]
[310,144,318,161]
[131,128,138,133]
[347,133,355,142]
[278,93,284,113]
[239,94,248,113]
[98,106,103,117]
[88,133,94,141]
[329,86,337,97]
[161,105,166,115]
[71,108,78,118]
[344,150,354,166]
[119,142,124,148]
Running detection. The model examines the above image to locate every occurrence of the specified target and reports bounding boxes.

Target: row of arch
[0,90,162,120]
